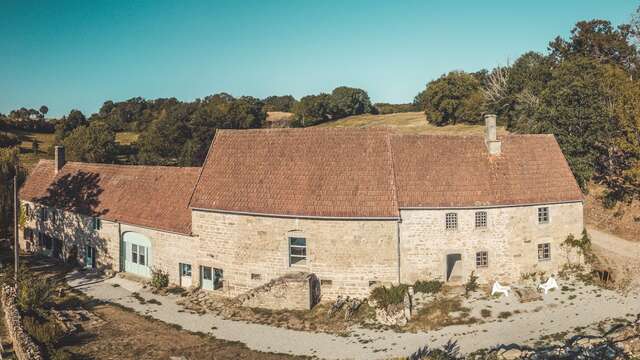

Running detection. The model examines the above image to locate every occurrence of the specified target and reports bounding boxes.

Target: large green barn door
[122,232,152,278]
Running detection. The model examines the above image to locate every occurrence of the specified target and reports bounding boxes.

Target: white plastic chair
[538,277,558,294]
[491,281,511,297]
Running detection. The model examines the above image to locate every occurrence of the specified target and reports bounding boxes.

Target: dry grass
[115,131,140,145]
[266,111,294,122]
[584,183,640,241]
[11,130,56,170]
[317,112,508,135]
[404,296,477,332]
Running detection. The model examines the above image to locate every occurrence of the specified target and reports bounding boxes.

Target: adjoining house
[19,115,584,300]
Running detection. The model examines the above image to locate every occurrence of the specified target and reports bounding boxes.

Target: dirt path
[67,270,640,360]
[587,226,640,258]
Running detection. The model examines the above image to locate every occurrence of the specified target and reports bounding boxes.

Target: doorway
[446,253,462,282]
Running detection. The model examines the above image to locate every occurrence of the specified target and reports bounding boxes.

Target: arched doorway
[122,232,152,278]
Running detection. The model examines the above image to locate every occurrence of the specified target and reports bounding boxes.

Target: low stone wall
[0,285,43,360]
[236,272,320,311]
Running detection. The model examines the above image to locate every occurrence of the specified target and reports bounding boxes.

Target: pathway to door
[66,268,640,360]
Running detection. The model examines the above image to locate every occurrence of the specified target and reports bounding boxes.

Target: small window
[213,268,224,289]
[51,210,57,225]
[131,244,138,264]
[476,251,488,267]
[289,237,307,266]
[41,207,48,221]
[538,207,549,224]
[180,263,192,277]
[138,245,146,266]
[92,217,101,230]
[321,279,332,286]
[475,211,487,229]
[538,243,551,261]
[24,204,30,217]
[445,213,458,230]
[251,273,261,280]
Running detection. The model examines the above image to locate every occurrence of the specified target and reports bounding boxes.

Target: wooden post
[13,175,18,287]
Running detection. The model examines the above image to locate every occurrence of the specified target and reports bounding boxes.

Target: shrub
[413,280,443,294]
[464,271,479,296]
[23,315,64,346]
[17,273,53,315]
[150,268,169,289]
[370,284,408,309]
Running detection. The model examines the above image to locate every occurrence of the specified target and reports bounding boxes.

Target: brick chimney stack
[484,114,501,155]
[55,146,66,173]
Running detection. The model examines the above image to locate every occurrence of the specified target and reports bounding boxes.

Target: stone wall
[192,210,399,300]
[0,285,43,360]
[236,272,320,310]
[399,202,584,285]
[19,201,197,286]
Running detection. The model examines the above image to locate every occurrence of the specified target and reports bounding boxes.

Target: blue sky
[0,0,636,117]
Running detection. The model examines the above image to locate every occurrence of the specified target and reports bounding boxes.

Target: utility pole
[13,175,18,288]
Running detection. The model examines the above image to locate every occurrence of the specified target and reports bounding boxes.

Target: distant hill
[316,111,508,135]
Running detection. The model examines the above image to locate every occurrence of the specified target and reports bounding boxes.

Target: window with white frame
[475,211,487,229]
[476,251,488,267]
[131,244,147,266]
[538,207,549,224]
[289,237,307,266]
[180,263,192,277]
[538,243,551,261]
[445,213,458,230]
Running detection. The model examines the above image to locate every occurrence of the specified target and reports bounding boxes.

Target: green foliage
[150,267,169,289]
[464,271,479,296]
[369,284,408,309]
[292,93,333,126]
[329,86,373,119]
[415,71,484,125]
[63,121,118,163]
[373,103,418,114]
[0,147,26,239]
[54,109,87,143]
[17,267,53,315]
[0,131,20,147]
[262,95,297,112]
[413,279,443,294]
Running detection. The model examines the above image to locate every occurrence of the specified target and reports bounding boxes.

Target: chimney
[54,146,66,173]
[484,114,501,155]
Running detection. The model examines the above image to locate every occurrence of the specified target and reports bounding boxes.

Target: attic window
[445,213,458,230]
[475,211,487,229]
[538,207,549,224]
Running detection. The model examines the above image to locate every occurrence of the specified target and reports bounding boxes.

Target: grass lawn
[317,111,509,135]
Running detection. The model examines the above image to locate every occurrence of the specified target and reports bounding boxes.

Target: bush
[23,315,64,346]
[464,271,479,296]
[370,284,408,309]
[17,270,53,315]
[413,280,443,294]
[150,268,169,289]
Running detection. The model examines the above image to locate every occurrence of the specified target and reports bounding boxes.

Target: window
[131,244,138,264]
[138,245,146,266]
[213,268,224,289]
[92,217,101,231]
[180,263,192,277]
[289,237,307,266]
[202,266,212,281]
[321,279,333,286]
[538,207,549,224]
[251,273,261,280]
[85,245,96,269]
[476,251,488,267]
[50,210,57,225]
[24,204,30,217]
[41,207,48,222]
[538,243,551,261]
[445,213,458,230]
[475,211,487,229]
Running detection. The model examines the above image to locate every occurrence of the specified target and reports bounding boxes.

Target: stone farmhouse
[19,115,584,299]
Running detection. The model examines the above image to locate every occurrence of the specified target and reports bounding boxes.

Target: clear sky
[0,0,636,117]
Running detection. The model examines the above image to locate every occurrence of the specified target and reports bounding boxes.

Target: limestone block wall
[0,285,44,360]
[236,272,319,310]
[192,210,399,299]
[399,202,584,285]
[19,201,197,286]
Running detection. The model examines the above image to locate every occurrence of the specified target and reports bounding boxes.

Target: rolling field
[317,111,508,135]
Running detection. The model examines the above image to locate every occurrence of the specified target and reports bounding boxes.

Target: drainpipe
[396,218,402,285]
[118,221,123,273]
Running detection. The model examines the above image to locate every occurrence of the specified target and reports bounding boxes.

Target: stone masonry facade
[20,200,584,301]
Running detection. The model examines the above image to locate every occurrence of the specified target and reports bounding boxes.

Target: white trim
[190,207,400,221]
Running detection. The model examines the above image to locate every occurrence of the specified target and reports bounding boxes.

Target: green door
[85,245,96,269]
[122,232,152,278]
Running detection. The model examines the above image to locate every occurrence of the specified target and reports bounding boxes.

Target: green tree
[292,93,333,126]
[329,86,373,118]
[415,71,484,125]
[63,121,118,163]
[54,109,87,143]
[262,95,297,112]
[0,147,25,239]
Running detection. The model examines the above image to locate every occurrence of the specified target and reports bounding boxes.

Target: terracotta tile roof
[390,134,583,208]
[20,160,200,234]
[190,128,400,218]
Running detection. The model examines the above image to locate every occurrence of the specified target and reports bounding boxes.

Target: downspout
[118,221,123,273]
[397,218,401,285]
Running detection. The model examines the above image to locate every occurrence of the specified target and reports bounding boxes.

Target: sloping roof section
[390,134,583,208]
[190,128,400,218]
[20,160,200,234]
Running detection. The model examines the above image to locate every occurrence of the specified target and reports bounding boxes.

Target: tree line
[413,11,640,205]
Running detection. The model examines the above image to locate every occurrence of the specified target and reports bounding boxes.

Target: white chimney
[55,146,66,173]
[484,114,501,155]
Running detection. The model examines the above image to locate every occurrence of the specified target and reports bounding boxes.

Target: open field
[317,111,509,135]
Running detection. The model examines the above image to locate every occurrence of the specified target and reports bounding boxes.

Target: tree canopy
[63,121,118,163]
